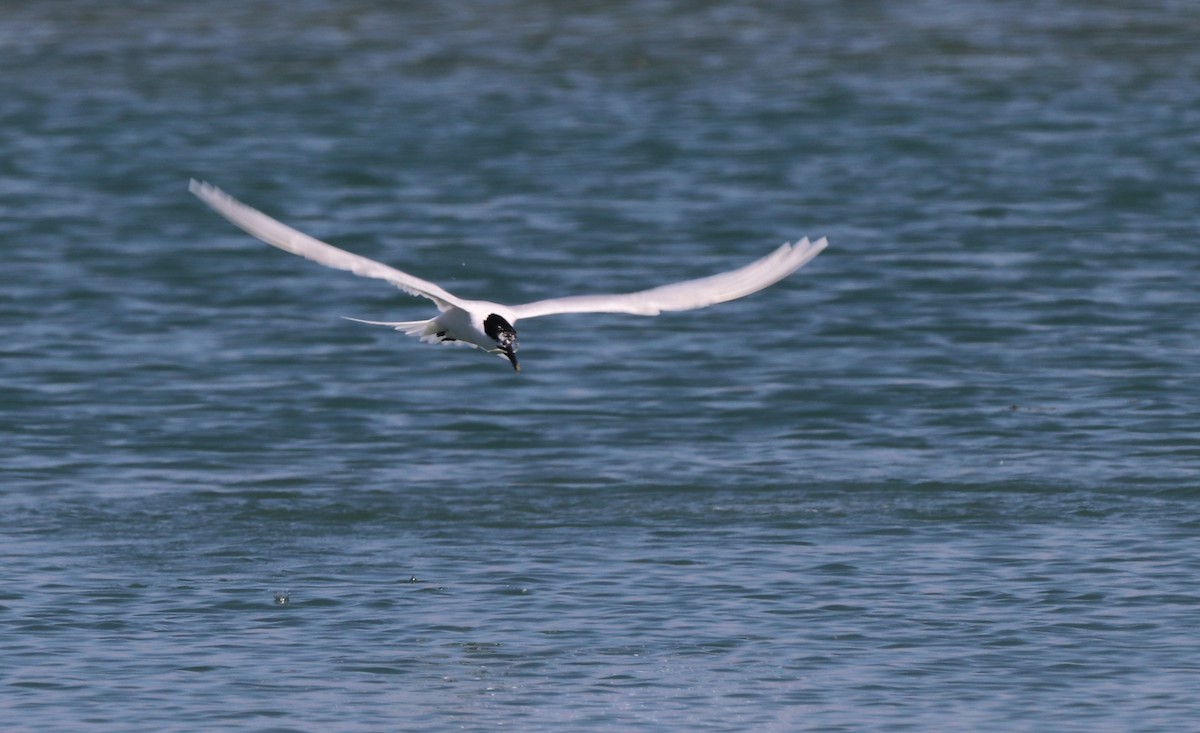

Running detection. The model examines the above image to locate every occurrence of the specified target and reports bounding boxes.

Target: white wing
[509,237,827,320]
[190,180,466,311]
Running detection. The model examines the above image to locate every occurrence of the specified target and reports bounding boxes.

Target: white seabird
[191,180,827,372]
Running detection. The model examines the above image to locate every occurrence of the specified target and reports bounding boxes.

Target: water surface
[2,1,1198,731]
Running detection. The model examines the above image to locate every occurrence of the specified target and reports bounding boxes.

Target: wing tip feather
[189,178,220,202]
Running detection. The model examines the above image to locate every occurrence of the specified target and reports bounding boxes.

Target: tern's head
[484,313,520,372]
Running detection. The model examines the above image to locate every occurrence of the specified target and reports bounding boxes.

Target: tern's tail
[342,316,440,342]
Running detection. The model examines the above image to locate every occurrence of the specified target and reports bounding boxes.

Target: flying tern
[190,180,827,371]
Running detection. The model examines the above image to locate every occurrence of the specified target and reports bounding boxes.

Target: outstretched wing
[509,237,827,320]
[190,180,466,311]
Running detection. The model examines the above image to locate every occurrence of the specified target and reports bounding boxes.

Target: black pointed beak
[504,346,520,372]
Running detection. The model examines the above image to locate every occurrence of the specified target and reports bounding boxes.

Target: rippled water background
[3,1,1199,730]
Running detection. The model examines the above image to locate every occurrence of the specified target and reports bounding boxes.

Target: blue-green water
[3,2,1198,730]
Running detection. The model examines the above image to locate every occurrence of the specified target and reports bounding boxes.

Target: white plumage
[190,180,827,371]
